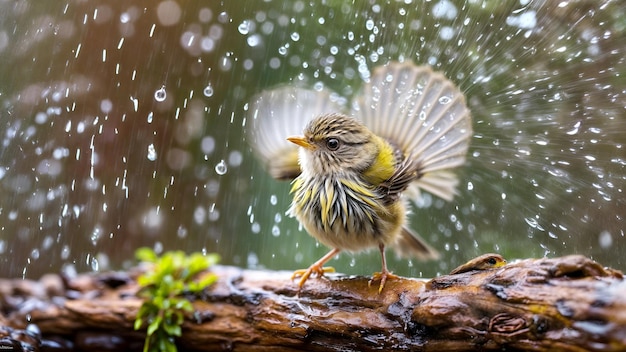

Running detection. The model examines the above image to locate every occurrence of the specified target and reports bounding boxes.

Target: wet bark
[0,255,624,351]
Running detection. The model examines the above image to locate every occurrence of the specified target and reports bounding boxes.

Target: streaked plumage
[248,61,472,292]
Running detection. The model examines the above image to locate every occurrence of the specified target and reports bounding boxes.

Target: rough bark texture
[1,255,624,351]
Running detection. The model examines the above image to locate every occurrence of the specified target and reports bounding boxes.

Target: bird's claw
[368,270,399,293]
[292,266,335,289]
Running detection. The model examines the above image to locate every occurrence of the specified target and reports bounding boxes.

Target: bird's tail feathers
[393,226,440,260]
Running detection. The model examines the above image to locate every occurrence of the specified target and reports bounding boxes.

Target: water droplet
[598,230,612,249]
[203,84,214,97]
[438,96,452,104]
[228,150,243,167]
[35,112,48,124]
[147,143,157,161]
[432,0,458,20]
[60,245,70,260]
[100,99,113,113]
[270,194,277,205]
[247,34,262,47]
[215,160,227,175]
[238,20,251,35]
[193,206,206,225]
[566,121,581,135]
[208,207,220,222]
[271,225,280,237]
[90,226,102,246]
[524,217,538,228]
[248,251,259,267]
[290,32,300,41]
[177,225,188,238]
[154,86,166,102]
[439,26,454,41]
[201,136,215,154]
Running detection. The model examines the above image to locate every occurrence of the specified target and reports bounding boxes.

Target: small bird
[248,61,472,292]
[448,253,507,275]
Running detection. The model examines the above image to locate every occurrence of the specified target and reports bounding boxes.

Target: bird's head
[287,113,382,177]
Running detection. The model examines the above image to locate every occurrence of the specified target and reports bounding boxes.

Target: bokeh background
[0,0,624,279]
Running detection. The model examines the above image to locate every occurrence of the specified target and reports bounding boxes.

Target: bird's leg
[369,243,400,293]
[291,248,340,290]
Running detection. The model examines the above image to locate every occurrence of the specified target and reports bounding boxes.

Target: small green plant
[133,247,219,352]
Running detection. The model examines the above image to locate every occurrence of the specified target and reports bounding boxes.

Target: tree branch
[1,255,624,351]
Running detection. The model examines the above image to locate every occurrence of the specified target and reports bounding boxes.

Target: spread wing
[247,86,346,179]
[352,61,472,201]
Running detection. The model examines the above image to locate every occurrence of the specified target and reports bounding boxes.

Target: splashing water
[0,0,623,279]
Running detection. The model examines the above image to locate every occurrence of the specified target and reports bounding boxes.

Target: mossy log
[0,255,624,351]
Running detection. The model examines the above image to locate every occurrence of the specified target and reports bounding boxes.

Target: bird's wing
[377,155,420,205]
[247,86,346,180]
[352,61,472,201]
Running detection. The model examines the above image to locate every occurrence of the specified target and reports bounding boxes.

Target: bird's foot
[369,270,399,293]
[291,265,335,290]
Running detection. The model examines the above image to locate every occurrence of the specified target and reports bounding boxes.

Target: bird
[448,253,507,275]
[247,61,472,292]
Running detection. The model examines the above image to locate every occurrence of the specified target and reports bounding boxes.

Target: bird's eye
[326,138,340,151]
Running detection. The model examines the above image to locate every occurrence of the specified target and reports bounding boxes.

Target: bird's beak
[287,136,315,150]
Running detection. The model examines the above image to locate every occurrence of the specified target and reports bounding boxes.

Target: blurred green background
[0,0,624,279]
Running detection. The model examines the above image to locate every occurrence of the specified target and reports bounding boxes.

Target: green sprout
[133,247,220,352]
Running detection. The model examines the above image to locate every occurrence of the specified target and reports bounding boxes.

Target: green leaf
[198,273,218,287]
[134,317,144,331]
[136,247,158,262]
[205,253,221,267]
[164,338,178,352]
[147,316,162,336]
[163,323,182,337]
[174,299,193,312]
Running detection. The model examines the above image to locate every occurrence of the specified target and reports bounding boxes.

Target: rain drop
[524,217,538,228]
[598,230,613,249]
[154,86,167,102]
[247,34,262,47]
[177,226,188,239]
[566,121,581,135]
[203,84,214,97]
[238,20,251,35]
[248,252,259,267]
[438,96,452,104]
[147,143,157,161]
[215,160,227,175]
[228,150,243,167]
